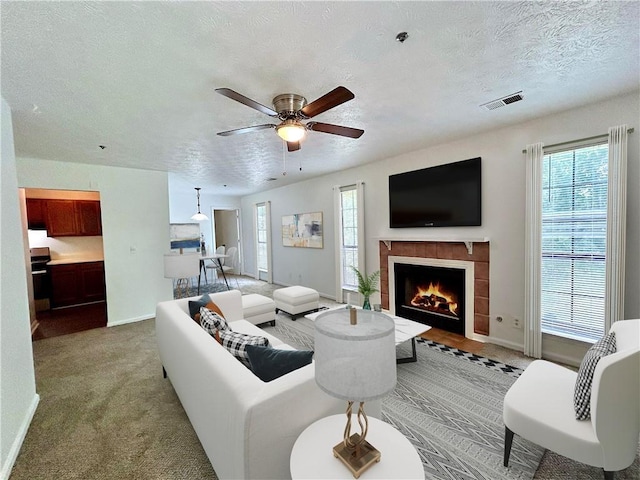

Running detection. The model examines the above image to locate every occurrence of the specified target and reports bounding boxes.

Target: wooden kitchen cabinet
[46,200,78,236]
[35,199,102,237]
[79,261,106,302]
[49,261,106,308]
[26,198,47,229]
[76,200,102,236]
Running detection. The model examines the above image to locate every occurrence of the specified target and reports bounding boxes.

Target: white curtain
[604,125,628,330]
[524,143,544,358]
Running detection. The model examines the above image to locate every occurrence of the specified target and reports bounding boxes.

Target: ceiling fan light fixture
[276,120,306,142]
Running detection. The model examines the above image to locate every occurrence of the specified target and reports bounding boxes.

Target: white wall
[0,98,39,480]
[16,158,174,326]
[167,173,240,255]
[241,92,640,365]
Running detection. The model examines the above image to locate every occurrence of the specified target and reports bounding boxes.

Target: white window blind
[256,203,267,271]
[540,142,608,342]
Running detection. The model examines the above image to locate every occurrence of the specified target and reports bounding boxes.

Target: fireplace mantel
[376,237,489,255]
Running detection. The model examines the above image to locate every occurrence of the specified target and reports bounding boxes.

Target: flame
[410,282,458,316]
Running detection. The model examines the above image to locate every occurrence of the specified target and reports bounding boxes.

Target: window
[256,203,267,271]
[340,187,358,290]
[540,142,608,342]
[254,202,271,283]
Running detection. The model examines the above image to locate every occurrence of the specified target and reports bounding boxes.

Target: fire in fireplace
[410,282,459,318]
[394,263,466,335]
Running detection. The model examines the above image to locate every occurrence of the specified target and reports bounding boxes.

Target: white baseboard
[486,336,524,353]
[1,393,40,480]
[485,336,581,367]
[541,350,581,368]
[107,313,154,327]
[470,332,490,343]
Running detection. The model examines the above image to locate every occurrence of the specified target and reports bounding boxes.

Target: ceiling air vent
[480,91,523,111]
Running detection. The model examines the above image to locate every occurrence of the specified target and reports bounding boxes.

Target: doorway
[22,188,108,340]
[211,208,242,275]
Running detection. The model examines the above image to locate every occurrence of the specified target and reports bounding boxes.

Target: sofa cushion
[219,330,269,367]
[200,306,230,336]
[246,345,313,382]
[574,331,616,420]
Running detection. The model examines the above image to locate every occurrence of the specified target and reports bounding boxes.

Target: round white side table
[290,414,424,479]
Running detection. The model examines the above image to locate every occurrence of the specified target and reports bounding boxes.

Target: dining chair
[205,245,227,282]
[163,252,200,298]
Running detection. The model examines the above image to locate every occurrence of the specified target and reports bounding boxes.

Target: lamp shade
[190,212,208,222]
[276,120,306,142]
[314,309,397,402]
[163,253,200,279]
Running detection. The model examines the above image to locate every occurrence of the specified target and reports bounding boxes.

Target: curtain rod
[521,127,634,154]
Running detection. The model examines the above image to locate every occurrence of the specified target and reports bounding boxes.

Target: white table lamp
[314,308,396,478]
[163,252,200,298]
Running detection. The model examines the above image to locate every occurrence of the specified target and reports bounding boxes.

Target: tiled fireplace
[380,241,490,337]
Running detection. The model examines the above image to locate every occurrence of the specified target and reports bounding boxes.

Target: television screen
[389,157,481,228]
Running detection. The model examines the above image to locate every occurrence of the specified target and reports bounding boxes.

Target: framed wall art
[169,223,201,250]
[282,212,323,248]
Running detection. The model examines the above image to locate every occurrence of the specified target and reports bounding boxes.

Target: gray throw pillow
[573,331,616,420]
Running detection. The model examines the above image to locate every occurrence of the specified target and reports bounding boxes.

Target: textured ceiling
[1,1,638,196]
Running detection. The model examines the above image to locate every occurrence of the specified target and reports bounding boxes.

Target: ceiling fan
[215,86,364,152]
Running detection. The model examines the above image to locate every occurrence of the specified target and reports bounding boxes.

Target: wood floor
[32,302,107,341]
[421,327,484,354]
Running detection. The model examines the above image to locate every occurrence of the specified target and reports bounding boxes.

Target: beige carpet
[10,276,639,479]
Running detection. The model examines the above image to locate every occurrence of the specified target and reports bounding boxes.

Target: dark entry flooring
[32,302,107,340]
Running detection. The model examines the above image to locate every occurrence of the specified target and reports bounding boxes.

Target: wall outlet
[512,318,521,328]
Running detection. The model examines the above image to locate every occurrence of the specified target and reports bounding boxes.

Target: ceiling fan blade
[215,88,278,117]
[287,141,301,152]
[217,124,276,136]
[306,122,364,138]
[300,86,355,118]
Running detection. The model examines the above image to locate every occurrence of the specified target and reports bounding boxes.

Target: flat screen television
[389,157,481,228]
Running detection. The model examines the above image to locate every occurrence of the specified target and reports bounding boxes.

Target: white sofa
[155,290,361,479]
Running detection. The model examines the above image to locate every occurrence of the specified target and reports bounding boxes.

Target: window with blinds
[256,203,268,272]
[540,142,609,342]
[340,187,358,290]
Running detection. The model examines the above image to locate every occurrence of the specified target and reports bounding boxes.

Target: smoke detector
[480,91,524,111]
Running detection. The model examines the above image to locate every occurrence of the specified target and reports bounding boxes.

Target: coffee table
[305,306,430,364]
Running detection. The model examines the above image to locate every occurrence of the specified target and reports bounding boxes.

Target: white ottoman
[241,293,276,327]
[273,286,320,320]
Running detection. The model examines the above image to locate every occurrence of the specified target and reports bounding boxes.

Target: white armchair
[503,319,640,480]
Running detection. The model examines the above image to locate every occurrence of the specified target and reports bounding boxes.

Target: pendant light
[190,187,209,222]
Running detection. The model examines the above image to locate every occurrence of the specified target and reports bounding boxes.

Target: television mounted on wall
[389,157,481,228]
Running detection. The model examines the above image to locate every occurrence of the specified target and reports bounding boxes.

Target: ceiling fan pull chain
[282,141,287,176]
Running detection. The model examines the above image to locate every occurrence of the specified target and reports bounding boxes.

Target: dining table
[198,253,229,293]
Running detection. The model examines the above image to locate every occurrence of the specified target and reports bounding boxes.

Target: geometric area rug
[269,321,545,480]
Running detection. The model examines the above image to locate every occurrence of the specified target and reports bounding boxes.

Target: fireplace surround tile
[474,261,489,280]
[475,278,489,298]
[379,240,490,337]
